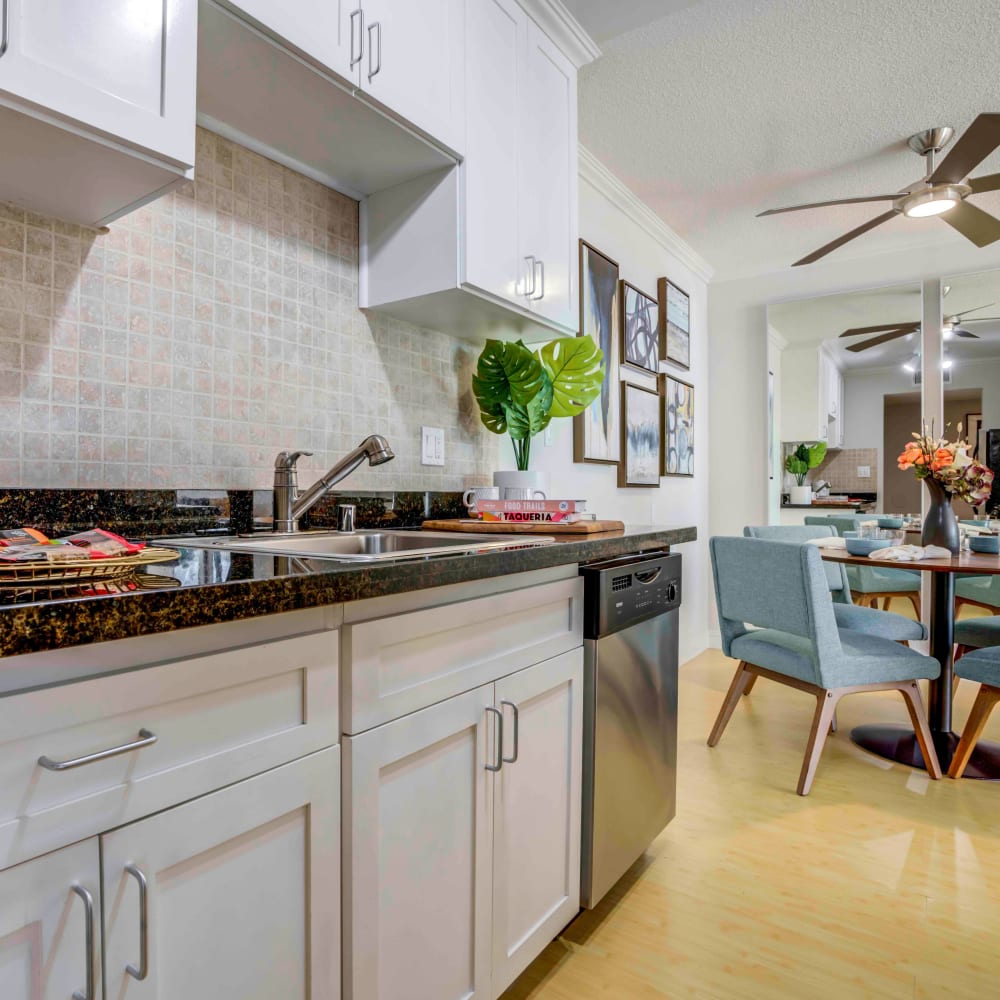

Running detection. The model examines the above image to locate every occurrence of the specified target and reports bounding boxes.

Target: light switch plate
[421,426,444,466]
[857,465,871,478]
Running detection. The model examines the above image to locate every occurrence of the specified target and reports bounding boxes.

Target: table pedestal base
[850,724,1000,780]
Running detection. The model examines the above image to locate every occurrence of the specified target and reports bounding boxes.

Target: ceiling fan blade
[950,302,996,319]
[840,322,919,338]
[954,329,980,339]
[792,210,898,266]
[941,200,1000,247]
[757,194,901,217]
[929,114,1000,184]
[961,315,1000,323]
[845,328,918,352]
[969,172,1000,194]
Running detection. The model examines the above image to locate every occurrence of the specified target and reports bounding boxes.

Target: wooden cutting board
[422,518,625,535]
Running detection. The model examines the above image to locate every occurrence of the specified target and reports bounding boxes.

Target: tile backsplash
[812,448,879,493]
[0,128,497,490]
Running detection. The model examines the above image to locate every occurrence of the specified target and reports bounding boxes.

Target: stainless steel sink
[157,529,554,562]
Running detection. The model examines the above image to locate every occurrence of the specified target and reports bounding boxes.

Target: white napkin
[870,544,952,561]
[806,536,847,549]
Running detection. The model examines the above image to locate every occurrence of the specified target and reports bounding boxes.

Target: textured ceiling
[561,0,703,43]
[769,270,1000,370]
[577,0,1000,279]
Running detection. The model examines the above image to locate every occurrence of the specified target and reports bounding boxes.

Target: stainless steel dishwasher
[579,551,681,908]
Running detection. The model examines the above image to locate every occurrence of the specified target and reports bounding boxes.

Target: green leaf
[807,442,828,468]
[538,337,604,418]
[472,340,547,438]
[504,372,554,440]
[785,455,807,476]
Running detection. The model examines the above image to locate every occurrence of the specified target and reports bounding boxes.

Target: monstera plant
[472,337,604,470]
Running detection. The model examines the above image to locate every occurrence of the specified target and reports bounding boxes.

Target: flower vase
[921,478,960,554]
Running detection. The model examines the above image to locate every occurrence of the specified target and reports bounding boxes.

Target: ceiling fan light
[942,356,953,370]
[902,357,917,372]
[900,185,967,218]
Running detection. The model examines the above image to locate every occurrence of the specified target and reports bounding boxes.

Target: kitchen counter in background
[0,525,696,659]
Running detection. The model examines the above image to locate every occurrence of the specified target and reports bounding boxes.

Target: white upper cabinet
[0,839,101,1000]
[358,0,465,152]
[517,19,578,329]
[218,0,359,84]
[0,0,195,167]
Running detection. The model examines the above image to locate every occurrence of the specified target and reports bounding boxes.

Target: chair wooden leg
[830,708,837,734]
[742,672,758,696]
[955,598,966,617]
[882,596,892,611]
[907,594,921,618]
[708,662,755,748]
[797,691,841,796]
[955,644,970,661]
[897,681,943,779]
[948,684,1000,779]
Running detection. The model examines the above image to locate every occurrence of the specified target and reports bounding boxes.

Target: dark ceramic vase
[921,478,960,554]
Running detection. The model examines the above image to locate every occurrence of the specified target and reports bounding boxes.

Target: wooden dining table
[821,547,1000,779]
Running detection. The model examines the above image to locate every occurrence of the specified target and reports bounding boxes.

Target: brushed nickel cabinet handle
[124,864,149,981]
[38,729,157,771]
[522,256,537,298]
[367,21,382,81]
[71,884,95,1000]
[500,700,519,763]
[485,706,503,772]
[349,8,363,68]
[0,0,8,59]
[532,259,545,301]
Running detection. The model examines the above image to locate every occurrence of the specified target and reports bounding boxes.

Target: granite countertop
[0,524,696,658]
[781,502,873,510]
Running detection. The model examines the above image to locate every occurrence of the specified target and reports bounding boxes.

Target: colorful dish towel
[870,544,952,561]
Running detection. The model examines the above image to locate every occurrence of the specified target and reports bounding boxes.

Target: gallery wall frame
[659,276,691,370]
[619,381,662,488]
[619,280,661,376]
[661,373,694,477]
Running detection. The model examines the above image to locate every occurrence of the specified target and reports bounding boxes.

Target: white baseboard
[680,630,711,665]
[707,628,722,650]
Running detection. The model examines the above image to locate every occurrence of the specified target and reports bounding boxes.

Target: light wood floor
[502,641,1000,1000]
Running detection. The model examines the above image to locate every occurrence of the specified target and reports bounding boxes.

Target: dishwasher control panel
[581,552,682,638]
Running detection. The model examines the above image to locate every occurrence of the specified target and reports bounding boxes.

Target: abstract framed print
[574,240,621,464]
[658,276,691,370]
[619,280,660,375]
[618,382,661,488]
[661,374,694,477]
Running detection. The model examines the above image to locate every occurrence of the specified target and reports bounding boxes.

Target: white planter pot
[493,470,550,500]
[790,485,812,506]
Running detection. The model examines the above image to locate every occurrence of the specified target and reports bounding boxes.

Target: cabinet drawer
[0,631,338,870]
[341,578,582,733]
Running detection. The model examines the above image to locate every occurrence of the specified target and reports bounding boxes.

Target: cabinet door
[101,748,340,1000]
[343,685,494,1000]
[463,0,526,305]
[0,0,195,167]
[518,19,578,330]
[491,649,584,995]
[0,839,101,1000]
[221,0,360,85]
[359,0,465,151]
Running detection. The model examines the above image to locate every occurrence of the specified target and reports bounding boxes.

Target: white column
[919,277,943,624]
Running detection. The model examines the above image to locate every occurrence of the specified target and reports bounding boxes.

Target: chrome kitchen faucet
[272,435,394,533]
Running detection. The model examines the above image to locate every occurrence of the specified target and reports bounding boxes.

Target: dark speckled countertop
[0,525,696,658]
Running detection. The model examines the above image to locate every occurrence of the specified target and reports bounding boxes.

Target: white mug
[462,486,500,511]
[502,487,547,501]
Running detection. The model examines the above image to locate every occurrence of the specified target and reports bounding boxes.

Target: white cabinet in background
[102,749,340,1000]
[780,344,843,447]
[343,649,584,1000]
[0,0,196,225]
[0,840,101,1000]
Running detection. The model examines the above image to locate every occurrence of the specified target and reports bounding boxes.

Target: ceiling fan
[759,114,1000,266]
[838,303,1000,352]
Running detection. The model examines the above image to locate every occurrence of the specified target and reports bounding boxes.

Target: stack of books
[477,499,592,524]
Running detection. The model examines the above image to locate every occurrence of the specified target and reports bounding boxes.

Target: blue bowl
[877,516,903,529]
[845,536,895,556]
[969,535,1000,554]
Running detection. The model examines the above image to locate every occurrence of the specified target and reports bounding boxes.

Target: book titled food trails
[481,510,590,523]
[476,499,587,514]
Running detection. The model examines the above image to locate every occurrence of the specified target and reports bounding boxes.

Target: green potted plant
[472,337,604,493]
[785,441,827,505]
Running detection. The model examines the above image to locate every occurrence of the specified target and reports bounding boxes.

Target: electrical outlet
[857,465,871,478]
[421,426,445,466]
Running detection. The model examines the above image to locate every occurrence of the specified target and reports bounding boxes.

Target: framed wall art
[574,240,621,464]
[619,280,661,375]
[661,374,694,477]
[658,276,690,370]
[618,382,661,488]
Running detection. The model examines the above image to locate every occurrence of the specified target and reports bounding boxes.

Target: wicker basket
[0,548,182,603]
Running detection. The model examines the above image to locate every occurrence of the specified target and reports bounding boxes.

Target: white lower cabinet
[0,839,101,1000]
[343,648,584,1000]
[102,748,341,1000]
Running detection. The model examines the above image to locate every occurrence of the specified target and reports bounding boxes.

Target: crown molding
[518,0,601,67]
[578,145,715,283]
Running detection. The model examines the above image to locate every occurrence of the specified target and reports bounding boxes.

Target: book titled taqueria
[481,510,588,523]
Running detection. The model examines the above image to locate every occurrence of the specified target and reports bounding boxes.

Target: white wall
[506,151,712,662]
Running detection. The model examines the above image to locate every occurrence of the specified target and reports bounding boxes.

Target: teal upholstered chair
[744,525,926,642]
[804,515,921,616]
[949,646,1000,778]
[709,536,942,794]
[955,614,1000,657]
[955,574,1000,616]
